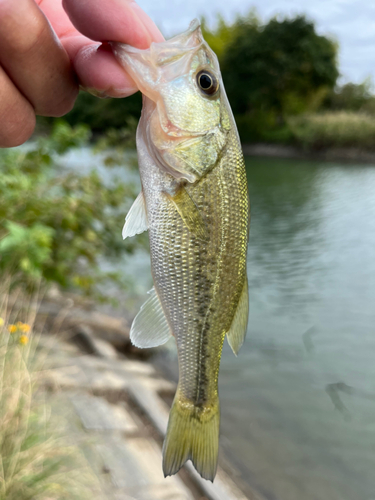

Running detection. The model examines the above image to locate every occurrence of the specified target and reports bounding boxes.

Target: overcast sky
[137,0,375,85]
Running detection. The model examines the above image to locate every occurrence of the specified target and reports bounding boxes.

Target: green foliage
[201,12,259,63]
[38,90,142,134]
[0,222,54,279]
[288,112,375,149]
[0,121,141,298]
[93,117,138,167]
[235,111,293,143]
[221,15,339,120]
[204,14,375,149]
[324,79,375,113]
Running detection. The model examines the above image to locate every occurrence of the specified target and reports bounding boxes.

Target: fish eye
[196,70,219,96]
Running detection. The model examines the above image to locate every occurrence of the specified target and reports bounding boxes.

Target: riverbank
[35,290,264,500]
[242,143,375,163]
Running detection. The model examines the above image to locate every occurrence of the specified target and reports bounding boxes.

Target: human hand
[0,0,164,147]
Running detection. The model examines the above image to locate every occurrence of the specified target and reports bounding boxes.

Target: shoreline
[242,143,375,163]
[36,291,265,500]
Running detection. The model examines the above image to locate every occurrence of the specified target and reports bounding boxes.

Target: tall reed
[288,112,375,149]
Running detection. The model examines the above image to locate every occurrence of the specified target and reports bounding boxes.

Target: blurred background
[1,2,375,500]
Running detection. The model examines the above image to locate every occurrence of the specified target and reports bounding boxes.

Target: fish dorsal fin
[122,191,148,240]
[166,187,207,241]
[226,276,249,356]
[130,288,172,348]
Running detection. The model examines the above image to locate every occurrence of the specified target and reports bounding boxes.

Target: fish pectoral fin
[166,187,207,241]
[130,287,172,348]
[226,275,249,356]
[122,191,148,240]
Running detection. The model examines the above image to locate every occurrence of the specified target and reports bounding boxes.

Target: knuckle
[18,19,48,56]
[0,1,49,56]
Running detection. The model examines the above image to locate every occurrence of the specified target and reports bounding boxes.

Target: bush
[38,91,142,134]
[235,112,293,144]
[0,121,142,299]
[288,112,375,149]
[324,80,375,112]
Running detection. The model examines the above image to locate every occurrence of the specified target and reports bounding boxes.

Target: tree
[324,79,375,112]
[201,12,259,64]
[221,15,339,120]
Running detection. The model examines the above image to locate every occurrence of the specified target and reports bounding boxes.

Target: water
[218,157,375,500]
[71,150,375,500]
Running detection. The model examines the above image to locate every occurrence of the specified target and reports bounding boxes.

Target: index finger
[42,0,164,97]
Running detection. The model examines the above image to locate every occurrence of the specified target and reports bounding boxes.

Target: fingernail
[79,86,111,99]
[79,85,138,99]
[104,86,138,98]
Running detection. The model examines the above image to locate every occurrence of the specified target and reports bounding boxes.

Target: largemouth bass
[112,19,250,482]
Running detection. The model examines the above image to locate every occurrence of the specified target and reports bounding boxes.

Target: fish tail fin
[162,391,220,481]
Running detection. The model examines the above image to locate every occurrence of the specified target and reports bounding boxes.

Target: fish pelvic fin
[130,287,172,348]
[162,392,220,482]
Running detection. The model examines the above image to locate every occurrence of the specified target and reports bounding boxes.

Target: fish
[111,19,250,481]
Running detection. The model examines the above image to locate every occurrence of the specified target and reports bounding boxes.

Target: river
[65,150,375,500]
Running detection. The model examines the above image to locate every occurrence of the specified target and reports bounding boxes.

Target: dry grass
[0,287,101,500]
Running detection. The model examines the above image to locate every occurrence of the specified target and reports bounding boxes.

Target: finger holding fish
[0,0,164,147]
[60,0,164,96]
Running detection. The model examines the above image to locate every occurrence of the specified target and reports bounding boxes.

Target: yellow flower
[8,324,17,334]
[20,323,31,333]
[19,335,29,345]
[0,317,4,327]
[15,322,31,333]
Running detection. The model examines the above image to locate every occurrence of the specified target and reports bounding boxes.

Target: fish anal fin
[166,187,207,241]
[122,191,148,240]
[130,288,172,348]
[226,276,249,356]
